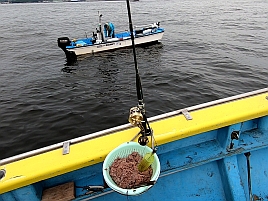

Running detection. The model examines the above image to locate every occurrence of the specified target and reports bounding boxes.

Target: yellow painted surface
[0,91,268,194]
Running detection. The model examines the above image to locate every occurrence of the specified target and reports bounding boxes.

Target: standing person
[104,22,115,38]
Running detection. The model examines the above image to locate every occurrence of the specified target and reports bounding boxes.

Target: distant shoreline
[1,0,138,3]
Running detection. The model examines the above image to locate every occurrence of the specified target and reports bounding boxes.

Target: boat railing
[134,22,159,30]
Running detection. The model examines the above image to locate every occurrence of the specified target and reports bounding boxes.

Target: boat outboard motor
[57,37,77,65]
[57,37,71,51]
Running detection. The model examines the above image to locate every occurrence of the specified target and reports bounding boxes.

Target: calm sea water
[0,0,267,159]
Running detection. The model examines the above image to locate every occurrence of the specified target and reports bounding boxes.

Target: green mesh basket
[102,141,160,195]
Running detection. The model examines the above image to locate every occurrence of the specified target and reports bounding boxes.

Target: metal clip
[63,141,70,155]
[0,169,6,181]
[182,109,192,120]
[229,131,240,150]
[231,131,240,140]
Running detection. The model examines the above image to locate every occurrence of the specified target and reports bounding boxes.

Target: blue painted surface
[1,184,41,201]
[1,115,268,200]
[115,31,130,38]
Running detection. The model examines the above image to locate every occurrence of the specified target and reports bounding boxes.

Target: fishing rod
[126,0,154,147]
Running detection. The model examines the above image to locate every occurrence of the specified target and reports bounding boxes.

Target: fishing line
[151,134,158,149]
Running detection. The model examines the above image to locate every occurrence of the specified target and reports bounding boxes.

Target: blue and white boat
[1,1,268,201]
[58,12,164,64]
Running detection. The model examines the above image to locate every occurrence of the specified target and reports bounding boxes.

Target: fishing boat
[57,12,164,64]
[1,1,268,201]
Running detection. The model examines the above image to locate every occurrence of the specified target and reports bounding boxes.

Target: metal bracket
[231,131,240,140]
[229,131,240,150]
[182,109,193,120]
[63,141,70,155]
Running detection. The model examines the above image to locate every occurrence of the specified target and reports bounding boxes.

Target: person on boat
[104,22,115,38]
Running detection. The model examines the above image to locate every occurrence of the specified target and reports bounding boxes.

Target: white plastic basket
[102,142,160,195]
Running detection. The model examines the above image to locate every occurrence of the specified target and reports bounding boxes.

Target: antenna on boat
[126,0,154,148]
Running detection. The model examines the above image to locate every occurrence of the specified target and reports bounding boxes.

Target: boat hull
[68,32,164,56]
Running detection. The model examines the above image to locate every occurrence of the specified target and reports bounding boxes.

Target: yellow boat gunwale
[0,89,268,194]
